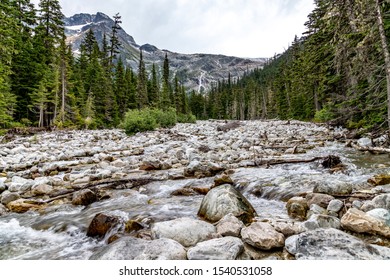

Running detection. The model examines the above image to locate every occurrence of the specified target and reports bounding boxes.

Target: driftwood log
[254,155,342,168]
[43,177,160,204]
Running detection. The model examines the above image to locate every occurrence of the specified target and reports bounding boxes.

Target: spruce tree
[136,50,148,109]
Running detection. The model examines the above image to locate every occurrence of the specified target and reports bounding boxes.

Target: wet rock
[213,174,234,187]
[352,200,364,210]
[72,189,97,206]
[285,228,390,260]
[139,158,162,171]
[187,237,244,260]
[321,155,342,169]
[184,160,225,178]
[1,190,20,205]
[0,203,9,216]
[216,213,245,237]
[313,181,352,196]
[367,209,390,226]
[151,217,216,247]
[241,222,285,250]
[327,199,344,213]
[303,214,341,230]
[357,137,372,147]
[270,221,304,237]
[368,174,390,186]
[90,237,187,260]
[286,197,308,220]
[0,178,6,192]
[8,176,34,193]
[371,194,390,210]
[86,213,121,238]
[171,187,198,196]
[306,193,335,208]
[198,184,256,224]
[7,199,42,213]
[31,184,53,196]
[341,208,390,238]
[125,220,144,233]
[307,204,327,217]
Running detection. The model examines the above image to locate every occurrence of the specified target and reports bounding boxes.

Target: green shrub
[177,113,197,123]
[150,108,177,128]
[122,109,158,135]
[314,107,334,123]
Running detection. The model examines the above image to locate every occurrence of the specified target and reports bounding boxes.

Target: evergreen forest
[2,0,390,134]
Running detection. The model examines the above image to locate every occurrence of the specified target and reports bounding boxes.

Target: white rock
[151,217,216,247]
[187,237,244,260]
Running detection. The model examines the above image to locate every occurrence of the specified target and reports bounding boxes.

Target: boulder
[8,176,34,193]
[270,221,304,237]
[302,214,341,230]
[285,228,390,260]
[213,174,234,187]
[1,190,20,205]
[367,208,390,226]
[341,208,390,238]
[187,237,244,260]
[371,194,390,210]
[306,193,335,208]
[327,199,344,213]
[368,174,390,186]
[313,181,352,196]
[135,238,187,260]
[241,222,285,250]
[0,203,8,216]
[286,197,308,220]
[125,220,144,233]
[139,158,162,171]
[90,237,187,260]
[72,189,97,206]
[31,184,53,196]
[216,213,245,237]
[151,217,216,247]
[197,184,256,224]
[184,160,225,178]
[86,213,121,238]
[7,199,42,213]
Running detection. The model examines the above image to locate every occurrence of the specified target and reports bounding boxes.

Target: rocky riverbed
[0,120,390,260]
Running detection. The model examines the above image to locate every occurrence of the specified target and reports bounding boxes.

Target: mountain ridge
[64,12,266,92]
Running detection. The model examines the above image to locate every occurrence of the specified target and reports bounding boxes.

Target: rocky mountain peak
[64,12,266,92]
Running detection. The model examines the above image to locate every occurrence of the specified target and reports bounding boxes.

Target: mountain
[64,12,266,92]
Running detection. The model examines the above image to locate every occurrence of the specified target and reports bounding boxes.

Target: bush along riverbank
[0,120,390,260]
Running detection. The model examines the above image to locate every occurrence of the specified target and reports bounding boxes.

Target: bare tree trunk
[376,0,390,131]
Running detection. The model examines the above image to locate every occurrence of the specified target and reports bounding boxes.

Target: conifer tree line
[197,0,390,133]
[0,0,191,129]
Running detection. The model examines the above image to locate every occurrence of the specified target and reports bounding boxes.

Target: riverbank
[0,120,389,259]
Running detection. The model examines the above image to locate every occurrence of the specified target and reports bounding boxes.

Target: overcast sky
[31,0,315,58]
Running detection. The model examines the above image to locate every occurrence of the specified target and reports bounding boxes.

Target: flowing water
[1,139,389,260]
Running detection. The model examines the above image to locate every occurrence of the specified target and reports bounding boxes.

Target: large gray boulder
[285,228,390,260]
[89,237,187,260]
[341,208,390,238]
[241,222,285,250]
[198,184,256,224]
[151,217,216,247]
[302,214,341,231]
[313,181,352,196]
[187,237,244,260]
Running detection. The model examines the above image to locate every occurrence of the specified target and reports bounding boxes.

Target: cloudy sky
[31,0,315,58]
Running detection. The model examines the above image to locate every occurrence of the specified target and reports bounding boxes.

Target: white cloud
[31,0,315,57]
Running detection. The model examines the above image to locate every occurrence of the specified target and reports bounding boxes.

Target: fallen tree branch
[43,177,161,204]
[351,143,390,154]
[254,155,342,169]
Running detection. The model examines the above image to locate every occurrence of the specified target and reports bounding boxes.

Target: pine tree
[0,0,18,127]
[160,53,171,110]
[136,50,148,109]
[109,13,122,66]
